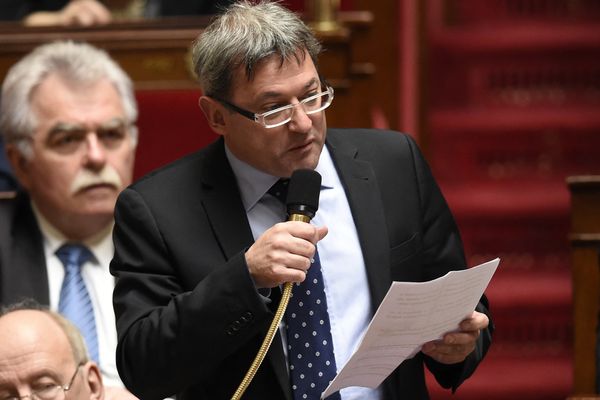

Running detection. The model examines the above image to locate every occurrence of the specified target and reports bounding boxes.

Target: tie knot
[56,244,94,269]
[268,178,290,204]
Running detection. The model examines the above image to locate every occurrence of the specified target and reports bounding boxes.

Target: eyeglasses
[216,86,334,129]
[1,363,82,400]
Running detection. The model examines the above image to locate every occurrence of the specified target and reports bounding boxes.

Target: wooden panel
[568,175,600,398]
[346,1,400,130]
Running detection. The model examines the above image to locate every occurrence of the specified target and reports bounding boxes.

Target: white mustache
[70,165,123,194]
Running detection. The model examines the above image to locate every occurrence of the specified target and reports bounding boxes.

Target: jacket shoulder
[328,128,416,148]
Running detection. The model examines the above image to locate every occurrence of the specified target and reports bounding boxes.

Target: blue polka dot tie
[56,244,99,363]
[286,251,340,400]
[269,179,340,399]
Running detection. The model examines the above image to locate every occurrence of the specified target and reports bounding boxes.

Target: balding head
[0,307,104,400]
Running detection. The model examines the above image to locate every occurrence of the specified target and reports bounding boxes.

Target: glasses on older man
[1,363,82,400]
[217,86,334,129]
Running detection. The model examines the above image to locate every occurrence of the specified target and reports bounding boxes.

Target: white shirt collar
[224,143,336,213]
[225,145,279,212]
[30,200,113,264]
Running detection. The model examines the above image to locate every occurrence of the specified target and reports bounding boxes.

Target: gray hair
[0,40,138,158]
[192,0,322,98]
[0,299,90,365]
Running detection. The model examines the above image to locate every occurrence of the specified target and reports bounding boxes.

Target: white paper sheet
[322,258,500,399]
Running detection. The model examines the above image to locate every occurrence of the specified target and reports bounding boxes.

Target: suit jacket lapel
[199,139,255,259]
[198,139,292,399]
[1,193,49,305]
[326,132,392,309]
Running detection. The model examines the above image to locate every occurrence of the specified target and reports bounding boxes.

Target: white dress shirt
[226,145,382,400]
[32,202,124,388]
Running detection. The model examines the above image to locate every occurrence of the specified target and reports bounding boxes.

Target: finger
[315,225,328,242]
[270,228,317,260]
[67,0,111,26]
[460,311,489,331]
[283,221,322,242]
[248,257,308,288]
[274,265,307,284]
[443,330,480,346]
[270,222,324,258]
[82,0,112,24]
[260,240,313,271]
[435,342,476,358]
[423,340,476,364]
[246,240,313,288]
[441,333,477,353]
[285,253,313,272]
[427,349,471,365]
[69,7,95,26]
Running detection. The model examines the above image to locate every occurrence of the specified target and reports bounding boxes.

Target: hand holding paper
[421,309,490,365]
[322,258,499,399]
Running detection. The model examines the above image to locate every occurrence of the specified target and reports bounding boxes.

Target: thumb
[316,226,328,241]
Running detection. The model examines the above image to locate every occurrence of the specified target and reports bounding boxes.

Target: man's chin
[72,204,116,223]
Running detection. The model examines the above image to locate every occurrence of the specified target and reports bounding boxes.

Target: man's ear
[199,96,227,137]
[5,144,30,190]
[83,362,104,400]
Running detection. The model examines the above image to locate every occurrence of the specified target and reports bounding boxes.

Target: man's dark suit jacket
[111,129,493,400]
[0,192,50,305]
[0,138,18,191]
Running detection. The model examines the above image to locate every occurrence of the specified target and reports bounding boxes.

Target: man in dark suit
[0,41,138,400]
[111,1,493,399]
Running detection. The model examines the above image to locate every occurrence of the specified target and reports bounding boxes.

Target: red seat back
[133,89,218,180]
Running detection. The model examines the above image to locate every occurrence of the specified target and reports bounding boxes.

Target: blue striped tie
[56,244,99,363]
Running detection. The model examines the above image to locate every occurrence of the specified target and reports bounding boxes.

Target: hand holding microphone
[246,169,327,289]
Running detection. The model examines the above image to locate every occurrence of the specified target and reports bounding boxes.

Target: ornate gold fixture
[305,0,342,32]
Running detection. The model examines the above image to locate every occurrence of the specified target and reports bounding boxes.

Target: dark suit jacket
[0,138,18,192]
[0,192,50,305]
[111,129,493,400]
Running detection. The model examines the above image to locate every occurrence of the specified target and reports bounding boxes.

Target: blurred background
[1,1,600,399]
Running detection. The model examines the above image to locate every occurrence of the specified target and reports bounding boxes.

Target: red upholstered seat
[133,89,218,181]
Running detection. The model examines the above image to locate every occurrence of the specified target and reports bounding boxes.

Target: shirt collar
[225,145,278,212]
[314,144,336,192]
[30,200,113,263]
[225,144,335,213]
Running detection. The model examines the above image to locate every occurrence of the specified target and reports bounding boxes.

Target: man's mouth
[290,139,314,152]
[78,182,116,192]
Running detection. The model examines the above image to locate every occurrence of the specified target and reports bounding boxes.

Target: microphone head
[286,169,321,219]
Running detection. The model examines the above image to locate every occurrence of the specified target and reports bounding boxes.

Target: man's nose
[287,104,313,133]
[83,133,107,168]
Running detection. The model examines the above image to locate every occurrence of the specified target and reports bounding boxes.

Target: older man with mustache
[0,41,138,400]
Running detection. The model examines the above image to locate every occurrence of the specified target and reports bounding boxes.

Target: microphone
[286,169,321,223]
